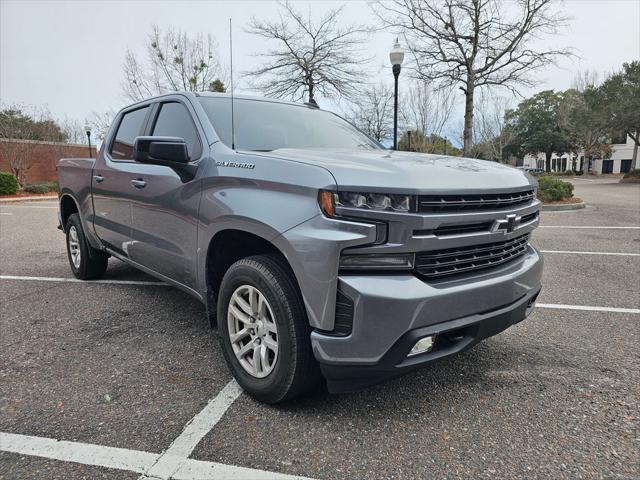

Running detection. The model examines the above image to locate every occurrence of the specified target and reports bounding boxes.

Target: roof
[195,91,306,107]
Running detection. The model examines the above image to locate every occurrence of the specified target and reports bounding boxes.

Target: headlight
[318,190,412,217]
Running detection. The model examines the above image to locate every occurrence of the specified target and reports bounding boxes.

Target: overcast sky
[1,0,639,137]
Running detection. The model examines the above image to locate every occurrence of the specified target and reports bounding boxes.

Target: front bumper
[312,245,543,392]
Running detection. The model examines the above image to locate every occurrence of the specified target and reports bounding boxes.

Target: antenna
[229,18,236,150]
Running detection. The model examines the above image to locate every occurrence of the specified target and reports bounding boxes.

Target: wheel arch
[59,192,80,232]
[204,228,300,328]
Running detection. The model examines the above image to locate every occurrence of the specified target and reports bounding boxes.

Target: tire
[65,213,109,280]
[217,254,321,404]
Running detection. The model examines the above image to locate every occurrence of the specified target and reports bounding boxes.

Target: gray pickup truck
[58,92,543,403]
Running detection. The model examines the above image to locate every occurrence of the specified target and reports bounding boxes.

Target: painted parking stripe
[0,275,167,286]
[0,212,13,215]
[0,205,58,209]
[0,432,310,480]
[141,380,243,479]
[0,432,157,474]
[540,250,640,257]
[537,303,640,314]
[539,226,640,229]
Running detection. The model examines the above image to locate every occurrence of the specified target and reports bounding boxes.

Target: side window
[110,107,149,160]
[152,102,201,160]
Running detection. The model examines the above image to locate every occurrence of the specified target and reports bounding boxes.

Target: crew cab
[58,92,543,403]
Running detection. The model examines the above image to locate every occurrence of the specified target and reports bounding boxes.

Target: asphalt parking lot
[1,177,639,480]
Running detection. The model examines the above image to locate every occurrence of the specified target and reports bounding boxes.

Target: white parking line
[0,275,167,286]
[1,381,310,480]
[0,431,310,480]
[0,205,58,209]
[537,303,640,314]
[0,212,13,215]
[540,250,640,257]
[539,226,640,229]
[141,380,243,479]
[0,432,157,474]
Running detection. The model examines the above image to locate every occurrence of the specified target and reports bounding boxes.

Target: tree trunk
[307,75,317,107]
[545,151,552,173]
[462,76,475,157]
[631,135,639,171]
[582,154,589,174]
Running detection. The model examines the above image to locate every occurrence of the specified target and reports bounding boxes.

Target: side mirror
[133,136,189,165]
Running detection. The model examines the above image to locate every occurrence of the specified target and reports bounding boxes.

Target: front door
[127,100,203,289]
[92,106,150,256]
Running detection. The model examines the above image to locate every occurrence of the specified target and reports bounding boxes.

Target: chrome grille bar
[415,234,530,278]
[418,190,535,212]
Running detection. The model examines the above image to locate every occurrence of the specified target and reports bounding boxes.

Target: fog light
[408,335,434,356]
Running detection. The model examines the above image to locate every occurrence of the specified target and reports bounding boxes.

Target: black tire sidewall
[65,213,102,280]
[217,259,301,402]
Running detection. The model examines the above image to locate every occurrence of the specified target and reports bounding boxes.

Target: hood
[251,148,534,194]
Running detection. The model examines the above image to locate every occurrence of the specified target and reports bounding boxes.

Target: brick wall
[0,139,98,184]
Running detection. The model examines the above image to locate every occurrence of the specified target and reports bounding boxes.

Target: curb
[541,201,586,211]
[0,195,58,203]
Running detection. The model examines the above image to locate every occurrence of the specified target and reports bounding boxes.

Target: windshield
[198,97,380,151]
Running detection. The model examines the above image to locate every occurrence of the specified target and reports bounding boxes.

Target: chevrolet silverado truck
[58,92,543,403]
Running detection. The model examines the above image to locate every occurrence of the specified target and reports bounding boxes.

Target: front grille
[415,234,530,278]
[418,190,535,212]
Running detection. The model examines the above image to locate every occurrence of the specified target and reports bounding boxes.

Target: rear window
[110,107,149,160]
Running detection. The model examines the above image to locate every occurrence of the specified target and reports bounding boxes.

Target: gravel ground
[0,178,638,479]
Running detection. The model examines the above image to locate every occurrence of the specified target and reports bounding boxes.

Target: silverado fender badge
[216,160,255,170]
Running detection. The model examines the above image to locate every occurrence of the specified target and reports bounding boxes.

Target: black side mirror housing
[133,136,190,165]
[133,136,198,181]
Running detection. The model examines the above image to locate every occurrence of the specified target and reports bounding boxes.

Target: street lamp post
[84,125,92,159]
[389,38,404,150]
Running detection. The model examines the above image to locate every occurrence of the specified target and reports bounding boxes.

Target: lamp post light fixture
[84,125,92,159]
[389,38,404,150]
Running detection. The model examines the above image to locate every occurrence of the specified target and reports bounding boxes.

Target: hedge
[537,175,574,202]
[623,169,640,178]
[0,172,19,195]
[23,181,59,194]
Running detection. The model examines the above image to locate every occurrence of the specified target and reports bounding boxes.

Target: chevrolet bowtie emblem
[492,214,521,234]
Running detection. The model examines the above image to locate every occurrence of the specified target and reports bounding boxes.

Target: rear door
[92,105,151,255]
[127,99,204,289]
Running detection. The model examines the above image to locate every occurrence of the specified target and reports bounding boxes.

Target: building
[521,134,638,174]
[0,138,97,184]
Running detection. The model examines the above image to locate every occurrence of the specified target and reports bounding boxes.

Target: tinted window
[198,97,380,152]
[152,102,201,159]
[110,107,149,160]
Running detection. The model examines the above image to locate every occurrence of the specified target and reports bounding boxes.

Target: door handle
[131,179,146,189]
[93,175,104,183]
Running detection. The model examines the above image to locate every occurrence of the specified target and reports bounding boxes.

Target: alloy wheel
[227,285,279,378]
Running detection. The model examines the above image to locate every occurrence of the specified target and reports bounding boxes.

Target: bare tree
[347,83,394,142]
[58,117,87,145]
[245,1,371,105]
[87,110,117,143]
[400,79,455,151]
[0,105,68,185]
[473,94,515,162]
[122,25,226,102]
[374,0,572,155]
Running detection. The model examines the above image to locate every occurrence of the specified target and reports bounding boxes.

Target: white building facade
[521,134,638,174]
